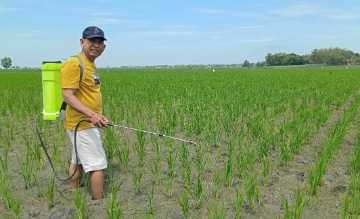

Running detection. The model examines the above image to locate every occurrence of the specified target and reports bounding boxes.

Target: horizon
[1,0,360,67]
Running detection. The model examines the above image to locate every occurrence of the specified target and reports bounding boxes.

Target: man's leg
[90,170,104,199]
[68,164,83,188]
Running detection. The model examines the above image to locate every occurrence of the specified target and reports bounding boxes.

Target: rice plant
[74,189,87,219]
[20,143,37,189]
[234,188,243,219]
[104,128,117,163]
[106,192,123,219]
[135,131,146,167]
[194,172,204,208]
[212,169,223,199]
[117,145,129,171]
[165,145,176,197]
[178,190,190,219]
[146,183,156,215]
[46,175,55,209]
[150,139,161,185]
[132,168,143,194]
[245,174,259,209]
[208,199,226,219]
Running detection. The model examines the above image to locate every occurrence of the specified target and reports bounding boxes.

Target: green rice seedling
[0,176,21,218]
[245,174,259,209]
[0,149,8,173]
[50,141,61,166]
[136,129,146,147]
[150,158,161,186]
[106,192,123,219]
[183,164,192,192]
[117,145,129,171]
[180,144,191,191]
[281,198,291,219]
[180,144,189,169]
[341,174,360,218]
[167,145,176,180]
[164,140,176,197]
[104,128,117,163]
[194,173,204,208]
[146,183,155,215]
[132,168,143,194]
[208,199,226,219]
[258,140,270,159]
[350,143,360,174]
[20,145,36,189]
[165,177,174,198]
[261,156,272,181]
[280,143,291,165]
[135,132,146,167]
[22,133,43,169]
[178,190,190,219]
[236,147,256,178]
[293,189,306,219]
[225,156,233,188]
[195,144,205,175]
[150,139,161,185]
[135,143,145,168]
[308,156,326,196]
[108,176,121,194]
[234,188,243,219]
[281,189,306,219]
[74,189,87,219]
[47,175,55,209]
[225,142,234,187]
[4,191,21,218]
[212,169,223,199]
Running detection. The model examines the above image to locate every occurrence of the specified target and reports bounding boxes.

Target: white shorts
[67,128,107,173]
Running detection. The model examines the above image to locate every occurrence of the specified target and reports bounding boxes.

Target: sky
[1,0,360,67]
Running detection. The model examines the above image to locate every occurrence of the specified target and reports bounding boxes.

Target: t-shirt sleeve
[61,58,80,89]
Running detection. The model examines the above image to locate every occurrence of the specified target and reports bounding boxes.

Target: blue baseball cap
[82,26,107,41]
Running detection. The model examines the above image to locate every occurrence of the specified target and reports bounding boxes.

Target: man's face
[80,38,106,60]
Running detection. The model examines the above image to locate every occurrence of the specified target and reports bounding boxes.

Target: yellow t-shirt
[60,53,102,130]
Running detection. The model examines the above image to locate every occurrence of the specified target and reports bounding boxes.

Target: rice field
[1,67,360,218]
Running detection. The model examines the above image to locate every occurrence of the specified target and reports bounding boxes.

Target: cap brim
[85,35,107,41]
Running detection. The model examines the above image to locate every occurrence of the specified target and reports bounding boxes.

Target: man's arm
[62,88,108,127]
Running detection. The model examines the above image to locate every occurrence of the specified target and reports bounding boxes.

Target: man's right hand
[88,113,109,128]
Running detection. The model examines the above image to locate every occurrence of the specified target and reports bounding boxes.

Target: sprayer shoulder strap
[71,55,84,83]
[60,55,84,112]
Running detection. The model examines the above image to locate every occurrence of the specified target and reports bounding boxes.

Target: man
[61,26,108,200]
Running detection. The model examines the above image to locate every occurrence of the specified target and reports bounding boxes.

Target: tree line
[2,47,360,69]
[263,48,360,66]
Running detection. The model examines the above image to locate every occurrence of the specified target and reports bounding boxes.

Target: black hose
[35,117,197,182]
[33,117,87,182]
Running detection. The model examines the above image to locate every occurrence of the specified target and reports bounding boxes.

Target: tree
[265,53,308,66]
[256,61,266,67]
[310,48,355,65]
[242,60,251,68]
[1,57,12,69]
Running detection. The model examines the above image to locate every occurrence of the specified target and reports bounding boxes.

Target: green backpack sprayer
[35,58,197,182]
